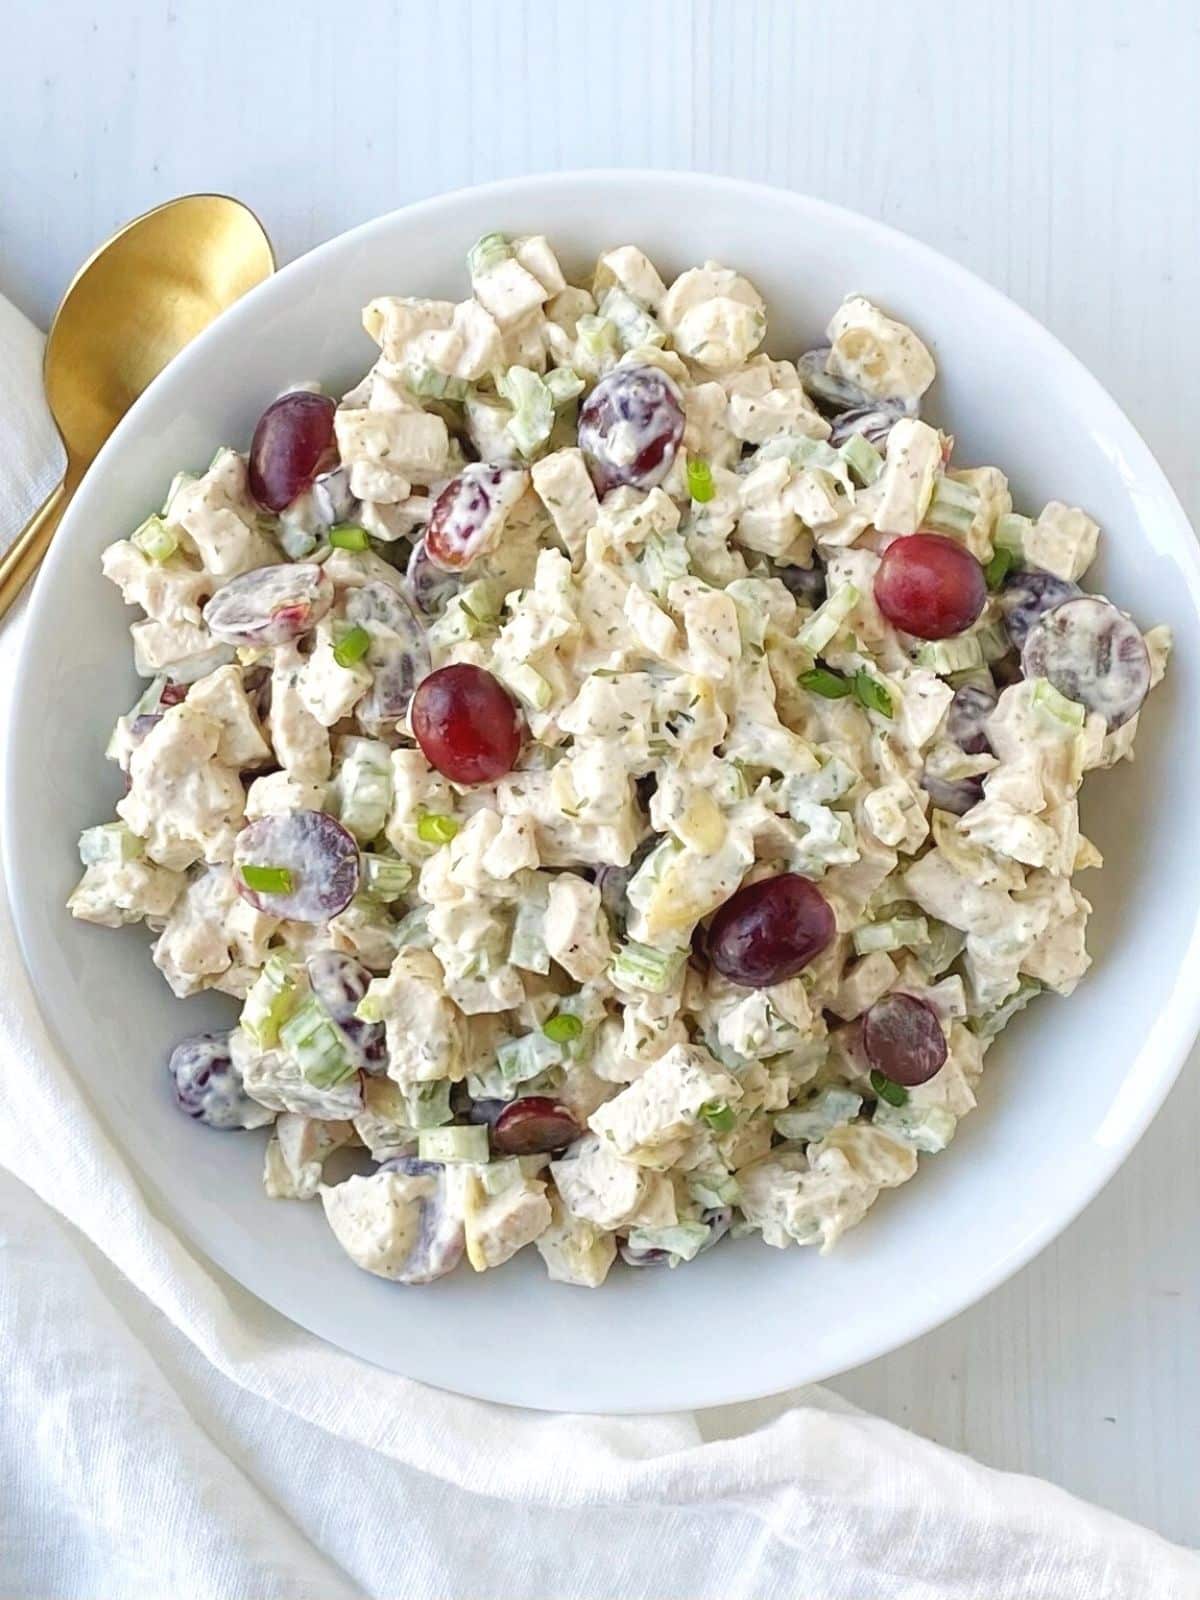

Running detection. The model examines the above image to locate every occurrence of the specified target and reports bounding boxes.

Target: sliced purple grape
[168,1032,271,1130]
[920,771,984,817]
[774,559,827,606]
[159,681,189,708]
[708,873,835,989]
[425,464,529,572]
[595,836,658,938]
[619,1239,671,1268]
[796,348,871,414]
[827,405,905,450]
[862,993,947,1087]
[306,950,386,1073]
[203,563,334,647]
[233,810,359,923]
[249,391,337,512]
[129,712,162,748]
[578,365,684,494]
[344,580,431,731]
[310,466,357,527]
[491,1097,580,1156]
[407,536,462,618]
[464,1097,507,1127]
[374,1155,465,1283]
[945,681,997,755]
[1022,595,1151,730]
[997,567,1080,651]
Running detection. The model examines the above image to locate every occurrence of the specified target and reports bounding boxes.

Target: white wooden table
[3,0,1197,1546]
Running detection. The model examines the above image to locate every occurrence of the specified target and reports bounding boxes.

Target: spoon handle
[0,479,69,621]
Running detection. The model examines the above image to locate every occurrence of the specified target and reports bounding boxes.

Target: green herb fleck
[870,1069,909,1108]
[800,666,852,700]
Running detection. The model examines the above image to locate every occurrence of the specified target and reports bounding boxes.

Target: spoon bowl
[0,193,274,615]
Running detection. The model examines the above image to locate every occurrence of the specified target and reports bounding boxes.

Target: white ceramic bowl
[7,172,1200,1413]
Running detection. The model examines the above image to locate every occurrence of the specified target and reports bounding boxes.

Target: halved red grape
[492,1096,580,1156]
[407,536,461,616]
[998,567,1080,650]
[708,873,835,989]
[168,1031,271,1130]
[233,810,359,922]
[945,681,997,755]
[862,993,947,1086]
[249,391,337,512]
[577,364,684,494]
[306,950,386,1073]
[424,464,529,572]
[874,533,987,640]
[1021,595,1151,730]
[410,663,522,785]
[344,580,431,731]
[203,563,333,646]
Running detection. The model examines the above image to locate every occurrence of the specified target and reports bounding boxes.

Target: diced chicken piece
[263,1115,356,1200]
[513,235,567,295]
[535,1192,618,1287]
[362,296,455,360]
[465,1175,552,1270]
[550,1134,650,1230]
[544,875,612,981]
[166,449,279,578]
[531,448,601,564]
[117,704,244,870]
[875,418,941,535]
[588,1043,739,1164]
[334,406,451,501]
[244,770,328,819]
[471,255,548,327]
[594,245,667,312]
[1024,502,1100,583]
[268,645,332,782]
[68,856,186,929]
[296,623,372,727]
[184,665,271,768]
[825,295,935,401]
[152,867,278,998]
[364,947,468,1085]
[101,541,211,628]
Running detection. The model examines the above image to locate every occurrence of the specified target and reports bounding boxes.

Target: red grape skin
[248,392,337,512]
[862,993,947,1086]
[577,365,684,494]
[410,664,522,785]
[874,533,986,640]
[707,873,835,989]
[492,1097,580,1156]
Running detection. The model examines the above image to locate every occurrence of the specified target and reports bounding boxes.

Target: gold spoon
[0,193,275,619]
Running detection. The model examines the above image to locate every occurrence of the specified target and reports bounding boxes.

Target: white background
[2,0,1197,1546]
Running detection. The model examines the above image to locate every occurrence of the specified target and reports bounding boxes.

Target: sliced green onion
[240,864,294,895]
[361,853,413,902]
[916,635,984,676]
[332,623,371,668]
[417,1124,490,1164]
[853,916,930,956]
[869,1069,909,1108]
[795,583,860,654]
[131,514,178,563]
[687,458,716,503]
[468,231,510,278]
[853,670,893,718]
[1032,678,1086,730]
[839,432,884,486]
[544,367,585,406]
[241,956,298,1049]
[404,1079,453,1129]
[543,1011,584,1044]
[279,996,353,1088]
[417,811,459,846]
[984,546,1015,590]
[610,941,686,995]
[699,1099,736,1134]
[329,523,370,552]
[925,476,981,538]
[800,666,852,700]
[78,822,144,867]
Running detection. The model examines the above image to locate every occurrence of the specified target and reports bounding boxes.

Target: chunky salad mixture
[70,233,1170,1287]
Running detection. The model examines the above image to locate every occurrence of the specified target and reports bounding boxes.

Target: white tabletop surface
[2,0,1197,1548]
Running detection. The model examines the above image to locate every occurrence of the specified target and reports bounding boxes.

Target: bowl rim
[6,168,1200,1412]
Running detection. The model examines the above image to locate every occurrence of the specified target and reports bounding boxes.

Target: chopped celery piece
[417,810,459,845]
[799,666,851,699]
[916,635,984,675]
[131,514,178,563]
[872,1100,958,1153]
[332,623,371,668]
[479,1158,523,1196]
[497,1031,562,1084]
[626,1222,710,1262]
[918,920,966,978]
[78,822,144,867]
[994,512,1033,556]
[408,366,470,401]
[699,1099,735,1134]
[853,916,930,956]
[925,476,981,537]
[240,864,294,895]
[278,996,354,1088]
[503,662,552,710]
[853,670,893,717]
[984,547,1015,590]
[394,904,433,949]
[361,853,413,901]
[417,1124,490,1164]
[278,523,319,560]
[598,286,665,350]
[544,367,585,406]
[638,530,691,599]
[334,738,393,842]
[774,1088,864,1143]
[977,620,1013,662]
[781,756,858,807]
[498,365,555,457]
[795,583,860,654]
[576,314,619,365]
[839,432,884,486]
[687,458,716,503]
[869,1069,909,1108]
[543,1011,583,1044]
[968,976,1042,1039]
[242,956,298,1048]
[328,523,370,551]
[1032,678,1086,730]
[404,1080,453,1129]
[468,231,510,277]
[510,895,550,974]
[610,941,685,995]
[687,1170,741,1209]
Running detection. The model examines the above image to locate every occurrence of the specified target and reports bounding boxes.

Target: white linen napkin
[0,289,1196,1600]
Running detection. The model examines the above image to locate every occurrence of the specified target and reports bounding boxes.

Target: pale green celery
[479,1158,523,1195]
[332,738,393,842]
[871,1101,958,1153]
[360,854,413,902]
[576,315,619,365]
[918,920,967,978]
[917,635,985,675]
[977,620,1013,662]
[497,1031,563,1085]
[510,893,551,974]
[839,432,883,485]
[994,512,1034,556]
[241,956,299,1048]
[626,1222,711,1262]
[131,514,178,563]
[639,530,691,599]
[610,941,685,994]
[417,1125,490,1164]
[781,755,858,808]
[404,1080,453,1129]
[968,977,1043,1039]
[408,366,470,401]
[795,583,860,654]
[925,475,981,537]
[1032,678,1086,729]
[394,905,434,949]
[78,822,144,867]
[852,916,930,956]
[544,367,585,406]
[686,1171,741,1209]
[498,365,555,456]
[468,231,510,278]
[279,997,354,1088]
[502,662,552,710]
[774,1087,864,1143]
